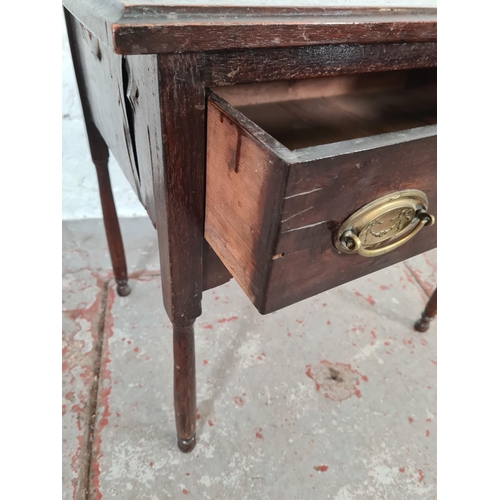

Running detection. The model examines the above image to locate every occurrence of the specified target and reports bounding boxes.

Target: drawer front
[206,81,436,314]
[269,135,436,312]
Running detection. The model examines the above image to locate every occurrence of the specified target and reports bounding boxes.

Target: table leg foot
[414,288,437,333]
[116,279,132,297]
[178,435,197,453]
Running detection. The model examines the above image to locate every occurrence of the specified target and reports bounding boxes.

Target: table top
[63,0,437,54]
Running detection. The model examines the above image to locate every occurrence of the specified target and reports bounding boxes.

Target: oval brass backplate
[333,190,435,258]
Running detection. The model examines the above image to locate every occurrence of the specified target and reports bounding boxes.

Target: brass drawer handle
[333,190,435,258]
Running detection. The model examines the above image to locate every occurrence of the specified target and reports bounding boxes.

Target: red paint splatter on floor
[326,320,331,325]
[426,418,431,422]
[255,431,263,439]
[314,465,328,472]
[417,469,424,482]
[182,488,189,495]
[354,291,375,305]
[361,375,368,382]
[215,296,220,301]
[399,467,405,473]
[421,339,428,346]
[233,397,244,407]
[115,412,120,417]
[384,341,390,346]
[322,303,327,307]
[296,319,303,324]
[149,462,153,467]
[196,413,201,420]
[370,330,377,338]
[426,430,430,437]
[305,365,320,391]
[133,347,139,353]
[202,360,208,366]
[352,343,357,347]
[201,324,213,330]
[408,417,414,423]
[186,473,190,476]
[218,316,238,323]
[208,420,214,427]
[430,360,437,365]
[287,332,292,337]
[380,285,390,291]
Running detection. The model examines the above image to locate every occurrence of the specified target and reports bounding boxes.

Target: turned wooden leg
[173,319,197,452]
[414,288,437,332]
[65,9,130,297]
[152,54,207,452]
[93,151,131,297]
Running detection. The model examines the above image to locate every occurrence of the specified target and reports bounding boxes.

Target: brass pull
[333,190,435,258]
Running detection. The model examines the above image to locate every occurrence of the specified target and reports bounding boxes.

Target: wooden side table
[63,0,437,452]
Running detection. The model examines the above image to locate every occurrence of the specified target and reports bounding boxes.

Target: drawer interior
[214,68,436,151]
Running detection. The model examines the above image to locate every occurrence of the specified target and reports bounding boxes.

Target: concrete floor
[62,217,436,500]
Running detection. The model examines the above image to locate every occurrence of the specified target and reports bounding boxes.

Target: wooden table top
[63,0,437,55]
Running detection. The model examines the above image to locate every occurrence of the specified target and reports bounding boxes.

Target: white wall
[62,17,146,220]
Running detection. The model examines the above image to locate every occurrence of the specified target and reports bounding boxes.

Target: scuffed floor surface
[63,218,436,500]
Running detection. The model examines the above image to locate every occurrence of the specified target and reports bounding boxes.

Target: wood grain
[203,240,232,291]
[205,43,436,86]
[65,8,131,297]
[154,53,206,321]
[205,95,288,309]
[65,13,141,199]
[63,0,436,54]
[207,79,436,313]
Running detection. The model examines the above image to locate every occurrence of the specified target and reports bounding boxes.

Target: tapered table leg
[173,319,197,452]
[414,288,437,332]
[94,154,131,297]
[65,8,130,296]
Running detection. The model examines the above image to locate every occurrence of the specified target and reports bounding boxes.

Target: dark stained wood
[65,8,131,297]
[154,53,207,322]
[205,43,437,86]
[206,75,437,313]
[414,288,437,332]
[121,54,164,224]
[279,131,437,233]
[65,13,141,199]
[65,1,438,454]
[173,319,197,452]
[94,158,132,297]
[63,0,436,55]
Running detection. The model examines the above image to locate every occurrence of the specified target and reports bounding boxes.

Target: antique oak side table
[63,1,437,452]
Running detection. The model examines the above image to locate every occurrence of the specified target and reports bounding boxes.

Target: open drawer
[205,68,437,313]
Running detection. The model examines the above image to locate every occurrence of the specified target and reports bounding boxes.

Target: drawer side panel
[205,99,287,308]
